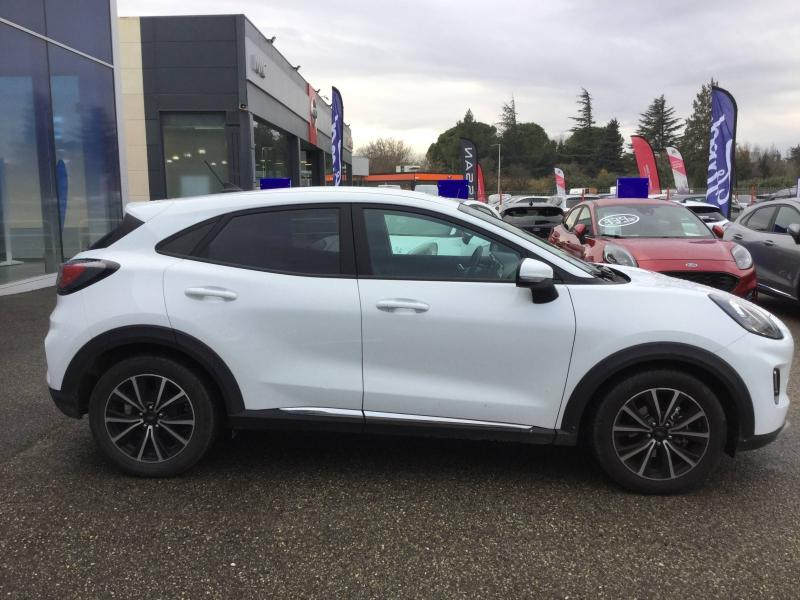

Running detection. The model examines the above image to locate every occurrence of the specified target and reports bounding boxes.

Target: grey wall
[141,15,250,199]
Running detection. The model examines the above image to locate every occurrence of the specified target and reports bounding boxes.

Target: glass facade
[0,4,121,286]
[253,119,289,181]
[162,112,229,198]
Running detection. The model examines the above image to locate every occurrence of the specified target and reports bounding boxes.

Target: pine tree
[499,96,524,168]
[570,88,594,131]
[636,95,682,152]
[564,88,598,173]
[597,118,624,172]
[680,79,717,187]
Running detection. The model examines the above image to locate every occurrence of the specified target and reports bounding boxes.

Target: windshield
[458,203,599,276]
[595,203,712,239]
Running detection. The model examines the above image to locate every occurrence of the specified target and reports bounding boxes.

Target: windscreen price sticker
[598,214,640,227]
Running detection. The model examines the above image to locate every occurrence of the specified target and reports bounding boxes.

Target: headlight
[709,293,782,339]
[731,244,752,269]
[603,243,638,267]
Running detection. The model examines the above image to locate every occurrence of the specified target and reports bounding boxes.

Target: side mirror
[711,224,725,238]
[517,258,558,304]
[788,223,800,244]
[573,223,587,242]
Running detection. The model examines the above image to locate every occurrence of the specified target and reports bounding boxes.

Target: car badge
[685,262,699,268]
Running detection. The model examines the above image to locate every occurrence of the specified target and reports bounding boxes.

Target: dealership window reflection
[162,113,229,198]
[253,119,289,182]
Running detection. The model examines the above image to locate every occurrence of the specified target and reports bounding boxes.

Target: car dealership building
[120,14,354,202]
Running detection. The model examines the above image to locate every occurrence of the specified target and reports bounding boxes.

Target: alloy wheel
[104,374,195,463]
[611,387,710,480]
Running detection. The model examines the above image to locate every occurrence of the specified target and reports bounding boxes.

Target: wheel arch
[61,325,244,418]
[560,342,754,455]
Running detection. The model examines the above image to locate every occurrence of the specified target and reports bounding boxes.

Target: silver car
[723,199,800,300]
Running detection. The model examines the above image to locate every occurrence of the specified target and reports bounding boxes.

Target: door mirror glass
[788,223,800,244]
[516,258,558,304]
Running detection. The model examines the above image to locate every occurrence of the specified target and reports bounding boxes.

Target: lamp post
[490,143,502,207]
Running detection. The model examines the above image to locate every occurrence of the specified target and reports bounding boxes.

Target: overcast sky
[118,0,800,157]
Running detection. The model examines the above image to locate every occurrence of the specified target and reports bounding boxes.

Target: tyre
[88,355,217,477]
[591,369,726,494]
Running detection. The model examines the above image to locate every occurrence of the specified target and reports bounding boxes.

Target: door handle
[376,299,430,313]
[185,286,238,301]
[764,240,775,247]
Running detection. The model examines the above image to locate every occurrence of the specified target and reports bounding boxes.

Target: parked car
[487,193,512,207]
[45,187,791,493]
[549,198,757,298]
[500,200,563,239]
[508,195,552,205]
[549,194,600,211]
[462,200,501,219]
[674,200,729,230]
[723,200,800,301]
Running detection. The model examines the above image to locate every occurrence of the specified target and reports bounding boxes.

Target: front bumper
[49,387,83,419]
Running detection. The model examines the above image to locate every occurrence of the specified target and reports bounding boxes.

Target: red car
[549,198,757,298]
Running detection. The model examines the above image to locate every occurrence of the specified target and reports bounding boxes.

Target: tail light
[57,259,119,295]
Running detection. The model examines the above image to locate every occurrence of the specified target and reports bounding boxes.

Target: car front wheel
[88,355,217,477]
[592,369,726,494]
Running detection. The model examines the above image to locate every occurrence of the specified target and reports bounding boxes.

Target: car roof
[682,200,723,209]
[587,198,674,207]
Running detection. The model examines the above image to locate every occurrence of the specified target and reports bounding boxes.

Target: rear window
[157,220,219,257]
[689,206,726,222]
[503,206,562,218]
[88,214,143,250]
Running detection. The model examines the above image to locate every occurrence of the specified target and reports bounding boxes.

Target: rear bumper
[49,387,83,419]
[738,422,787,451]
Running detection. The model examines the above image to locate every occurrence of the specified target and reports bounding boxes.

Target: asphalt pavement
[1,288,799,598]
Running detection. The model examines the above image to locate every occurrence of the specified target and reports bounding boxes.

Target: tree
[636,95,682,152]
[596,118,625,173]
[563,88,598,173]
[680,79,717,187]
[425,109,497,171]
[498,96,525,168]
[357,137,414,174]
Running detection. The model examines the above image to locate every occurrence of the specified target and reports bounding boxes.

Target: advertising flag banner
[331,87,344,186]
[459,138,478,199]
[476,163,487,201]
[665,146,689,192]
[706,86,738,217]
[554,167,566,196]
[631,136,661,195]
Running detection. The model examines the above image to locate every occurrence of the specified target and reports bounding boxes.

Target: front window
[363,209,521,281]
[595,203,712,239]
[458,203,599,276]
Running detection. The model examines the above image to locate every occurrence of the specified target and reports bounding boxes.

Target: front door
[355,205,576,430]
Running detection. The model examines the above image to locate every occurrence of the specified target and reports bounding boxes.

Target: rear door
[161,204,363,416]
[354,204,576,430]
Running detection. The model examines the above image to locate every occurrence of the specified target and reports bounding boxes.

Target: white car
[674,199,730,231]
[508,195,552,205]
[549,194,600,211]
[45,187,792,493]
[462,200,501,219]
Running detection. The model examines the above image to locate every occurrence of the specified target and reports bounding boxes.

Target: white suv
[45,187,792,493]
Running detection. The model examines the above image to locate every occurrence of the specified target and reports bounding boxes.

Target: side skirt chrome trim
[757,283,795,300]
[278,407,364,419]
[363,411,533,430]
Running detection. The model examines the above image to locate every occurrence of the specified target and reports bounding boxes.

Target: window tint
[89,214,144,250]
[363,209,520,281]
[744,207,776,232]
[772,206,800,234]
[564,208,580,230]
[158,220,218,256]
[200,209,340,275]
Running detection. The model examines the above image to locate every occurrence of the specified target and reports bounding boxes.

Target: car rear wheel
[88,355,217,477]
[591,369,726,494]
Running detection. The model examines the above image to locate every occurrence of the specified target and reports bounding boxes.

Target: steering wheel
[460,246,484,276]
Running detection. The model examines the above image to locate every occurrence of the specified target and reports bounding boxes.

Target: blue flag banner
[706,86,737,217]
[331,87,344,186]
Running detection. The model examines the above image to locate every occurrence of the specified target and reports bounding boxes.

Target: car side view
[45,188,792,494]
[723,199,800,301]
